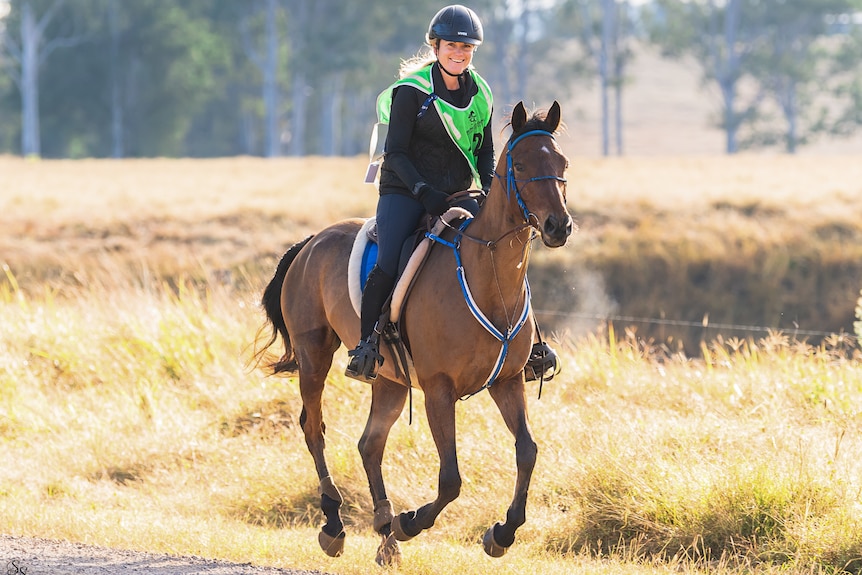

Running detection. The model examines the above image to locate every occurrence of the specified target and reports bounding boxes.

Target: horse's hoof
[375,532,402,567]
[482,523,508,558]
[318,529,345,557]
[391,511,418,542]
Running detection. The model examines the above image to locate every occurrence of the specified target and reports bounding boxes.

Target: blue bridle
[501,129,568,223]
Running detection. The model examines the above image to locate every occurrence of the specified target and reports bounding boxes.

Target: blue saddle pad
[360,241,377,291]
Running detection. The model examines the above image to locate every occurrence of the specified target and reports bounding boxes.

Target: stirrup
[524,342,560,382]
[345,337,384,382]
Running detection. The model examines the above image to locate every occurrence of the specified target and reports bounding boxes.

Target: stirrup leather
[524,341,560,382]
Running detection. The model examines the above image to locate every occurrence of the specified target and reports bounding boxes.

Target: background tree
[38,0,223,158]
[1,0,860,158]
[0,0,14,150]
[186,1,261,157]
[646,0,758,153]
[471,0,552,112]
[550,0,635,156]
[1,0,83,157]
[241,0,284,158]
[741,0,862,152]
[647,0,862,153]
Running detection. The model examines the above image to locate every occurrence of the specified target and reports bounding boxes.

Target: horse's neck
[470,176,528,257]
[458,183,532,311]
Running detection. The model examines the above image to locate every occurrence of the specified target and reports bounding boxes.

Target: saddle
[348,208,471,326]
[346,208,472,393]
[346,201,559,391]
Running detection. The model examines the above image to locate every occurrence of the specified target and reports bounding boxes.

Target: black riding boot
[345,266,395,382]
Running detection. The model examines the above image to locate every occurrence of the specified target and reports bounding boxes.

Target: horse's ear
[545,101,561,133]
[511,101,527,133]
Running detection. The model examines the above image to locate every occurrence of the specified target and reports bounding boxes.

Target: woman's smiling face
[435,40,475,76]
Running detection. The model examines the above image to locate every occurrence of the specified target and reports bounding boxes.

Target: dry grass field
[2,152,862,575]
[4,151,862,346]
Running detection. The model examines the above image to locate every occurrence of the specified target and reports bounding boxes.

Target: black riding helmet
[427,4,483,46]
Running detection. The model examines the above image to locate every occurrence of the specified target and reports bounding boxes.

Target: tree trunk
[783,81,798,154]
[722,0,742,154]
[614,1,626,156]
[263,0,280,157]
[484,8,513,115]
[287,0,309,156]
[600,0,614,156]
[721,81,738,154]
[20,2,41,157]
[514,5,530,104]
[319,71,344,156]
[614,74,623,155]
[109,0,124,158]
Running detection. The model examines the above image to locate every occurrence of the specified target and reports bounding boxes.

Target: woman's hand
[416,184,450,216]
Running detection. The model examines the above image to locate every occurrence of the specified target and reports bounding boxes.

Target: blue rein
[425,129,565,396]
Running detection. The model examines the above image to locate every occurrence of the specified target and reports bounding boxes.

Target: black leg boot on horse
[346,265,394,382]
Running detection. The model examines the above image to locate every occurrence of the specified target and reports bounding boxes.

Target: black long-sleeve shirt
[379,63,494,197]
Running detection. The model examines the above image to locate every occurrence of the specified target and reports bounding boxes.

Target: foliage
[2,0,861,157]
[38,0,224,157]
[645,0,862,153]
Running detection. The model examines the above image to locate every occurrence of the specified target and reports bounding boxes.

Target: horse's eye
[514,162,525,172]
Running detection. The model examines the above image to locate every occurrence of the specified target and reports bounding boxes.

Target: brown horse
[253,101,572,565]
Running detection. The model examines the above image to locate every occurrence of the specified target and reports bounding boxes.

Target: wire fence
[534,309,856,340]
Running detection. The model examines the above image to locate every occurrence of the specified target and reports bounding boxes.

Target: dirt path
[0,535,333,575]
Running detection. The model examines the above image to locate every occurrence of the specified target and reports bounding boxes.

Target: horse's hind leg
[358,376,408,566]
[483,377,537,557]
[294,327,346,557]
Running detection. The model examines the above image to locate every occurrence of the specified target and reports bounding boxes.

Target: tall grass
[2,262,862,574]
[3,156,862,574]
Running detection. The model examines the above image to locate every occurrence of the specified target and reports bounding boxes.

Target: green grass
[2,265,862,575]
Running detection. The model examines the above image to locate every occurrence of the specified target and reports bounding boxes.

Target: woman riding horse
[347,5,559,383]
[345,4,495,382]
[254,99,572,566]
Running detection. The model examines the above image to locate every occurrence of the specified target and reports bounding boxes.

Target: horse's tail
[251,235,315,375]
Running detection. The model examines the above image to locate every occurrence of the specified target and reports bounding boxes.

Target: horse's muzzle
[541,212,573,247]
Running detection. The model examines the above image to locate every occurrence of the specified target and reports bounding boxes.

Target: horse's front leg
[391,383,461,542]
[483,376,537,557]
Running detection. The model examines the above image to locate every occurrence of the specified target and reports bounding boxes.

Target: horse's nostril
[543,214,573,245]
[544,214,570,238]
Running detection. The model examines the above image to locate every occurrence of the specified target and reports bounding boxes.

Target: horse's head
[500,101,573,248]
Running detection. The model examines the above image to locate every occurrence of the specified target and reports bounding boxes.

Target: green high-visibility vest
[376,64,493,187]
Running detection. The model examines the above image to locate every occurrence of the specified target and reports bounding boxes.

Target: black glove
[416,184,450,217]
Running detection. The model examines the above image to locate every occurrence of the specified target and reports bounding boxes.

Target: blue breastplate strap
[426,219,532,396]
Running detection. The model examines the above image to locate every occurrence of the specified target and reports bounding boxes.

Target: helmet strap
[437,61,463,78]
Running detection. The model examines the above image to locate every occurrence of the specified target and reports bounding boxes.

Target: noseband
[498,129,568,225]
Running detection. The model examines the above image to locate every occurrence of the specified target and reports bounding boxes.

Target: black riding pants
[375,193,426,278]
[374,192,480,277]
